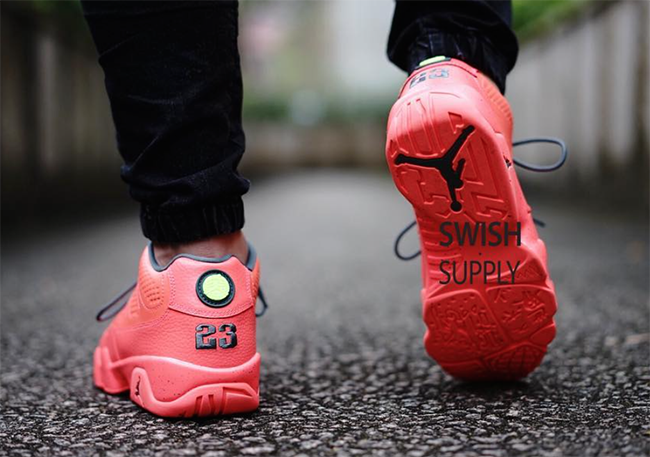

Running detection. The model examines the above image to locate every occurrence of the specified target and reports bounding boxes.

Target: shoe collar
[398,57,479,97]
[147,242,258,273]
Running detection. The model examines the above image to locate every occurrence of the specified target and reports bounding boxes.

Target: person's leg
[83,1,262,418]
[387,0,518,93]
[82,0,248,264]
[385,1,559,381]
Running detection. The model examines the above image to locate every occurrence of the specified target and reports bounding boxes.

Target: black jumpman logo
[394,125,475,212]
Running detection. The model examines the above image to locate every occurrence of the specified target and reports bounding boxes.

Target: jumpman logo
[394,125,475,212]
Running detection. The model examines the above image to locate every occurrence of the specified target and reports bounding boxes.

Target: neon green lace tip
[418,56,448,67]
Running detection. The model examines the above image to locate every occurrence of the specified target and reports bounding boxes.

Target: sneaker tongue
[418,55,450,67]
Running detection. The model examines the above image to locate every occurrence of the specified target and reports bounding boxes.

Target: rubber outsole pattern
[387,89,557,381]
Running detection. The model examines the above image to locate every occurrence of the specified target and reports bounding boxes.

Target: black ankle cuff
[405,28,511,94]
[140,199,245,243]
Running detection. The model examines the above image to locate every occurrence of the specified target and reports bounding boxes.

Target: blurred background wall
[2,0,648,222]
[508,0,649,192]
[2,1,118,218]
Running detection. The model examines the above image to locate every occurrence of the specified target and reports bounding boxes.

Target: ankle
[153,231,248,267]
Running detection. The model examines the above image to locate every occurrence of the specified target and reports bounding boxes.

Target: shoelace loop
[96,282,136,322]
[394,221,420,261]
[512,137,568,172]
[393,137,567,261]
[256,287,269,317]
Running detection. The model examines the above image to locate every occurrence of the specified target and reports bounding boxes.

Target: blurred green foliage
[29,0,81,15]
[513,0,592,41]
[242,96,393,124]
[244,0,596,123]
[21,0,83,28]
[17,0,595,123]
[22,0,594,43]
[8,0,86,41]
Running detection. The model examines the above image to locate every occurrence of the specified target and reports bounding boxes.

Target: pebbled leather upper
[101,247,259,369]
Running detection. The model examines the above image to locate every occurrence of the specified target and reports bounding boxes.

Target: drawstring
[393,137,567,261]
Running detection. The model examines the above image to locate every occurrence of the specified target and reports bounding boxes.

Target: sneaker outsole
[94,346,260,417]
[387,76,557,381]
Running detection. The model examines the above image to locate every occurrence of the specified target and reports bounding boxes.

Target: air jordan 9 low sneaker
[94,245,262,417]
[386,57,558,380]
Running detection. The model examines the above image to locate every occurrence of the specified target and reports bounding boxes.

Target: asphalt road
[1,171,649,456]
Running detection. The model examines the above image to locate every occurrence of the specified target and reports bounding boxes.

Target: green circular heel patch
[196,270,235,308]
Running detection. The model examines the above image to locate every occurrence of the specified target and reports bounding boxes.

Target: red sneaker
[94,245,263,417]
[386,57,558,381]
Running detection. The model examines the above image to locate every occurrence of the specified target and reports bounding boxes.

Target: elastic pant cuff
[140,199,245,243]
[405,28,511,94]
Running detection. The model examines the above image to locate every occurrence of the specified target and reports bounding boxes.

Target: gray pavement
[1,170,649,457]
